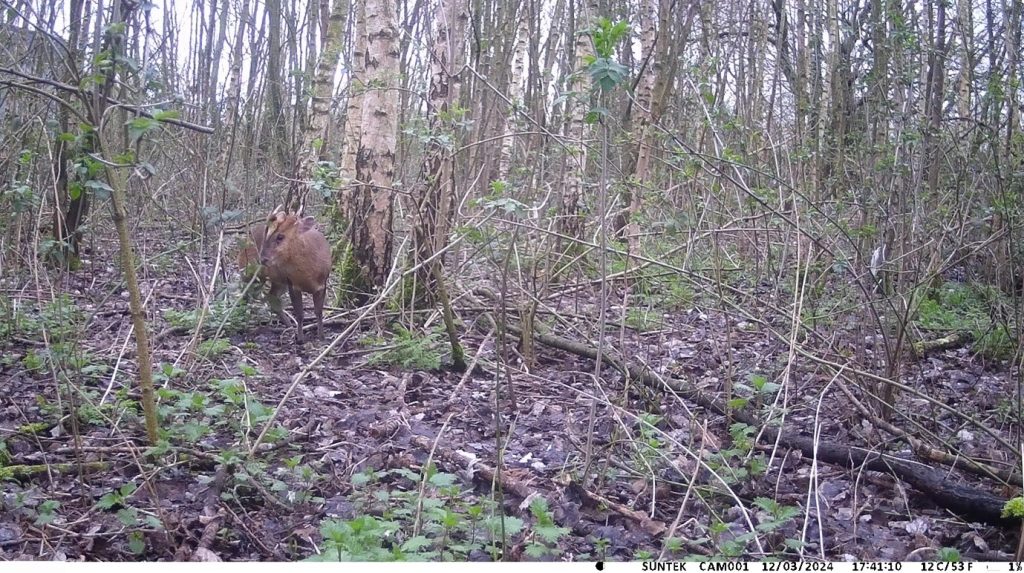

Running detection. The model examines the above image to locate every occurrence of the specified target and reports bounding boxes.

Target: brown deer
[237,222,291,326]
[239,205,332,343]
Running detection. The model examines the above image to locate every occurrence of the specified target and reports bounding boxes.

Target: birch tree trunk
[292,0,349,207]
[557,0,594,249]
[346,0,400,292]
[497,7,529,183]
[338,0,367,227]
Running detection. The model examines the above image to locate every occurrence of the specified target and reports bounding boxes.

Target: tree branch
[0,66,214,134]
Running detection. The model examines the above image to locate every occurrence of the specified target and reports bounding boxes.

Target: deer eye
[276,233,285,242]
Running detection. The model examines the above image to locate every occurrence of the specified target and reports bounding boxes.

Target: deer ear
[300,216,317,232]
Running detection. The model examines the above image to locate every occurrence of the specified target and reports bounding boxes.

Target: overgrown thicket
[1,0,1023,562]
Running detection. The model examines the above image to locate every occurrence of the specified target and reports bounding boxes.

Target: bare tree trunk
[497,6,528,182]
[410,0,467,299]
[293,0,349,207]
[219,0,249,179]
[265,0,290,175]
[616,0,685,254]
[346,0,400,292]
[338,0,367,227]
[557,0,593,250]
[52,0,88,266]
[207,0,230,125]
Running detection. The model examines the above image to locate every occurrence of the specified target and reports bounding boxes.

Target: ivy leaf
[84,179,113,200]
[127,117,159,143]
[68,182,84,200]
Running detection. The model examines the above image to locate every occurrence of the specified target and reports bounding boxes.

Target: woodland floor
[0,224,1020,561]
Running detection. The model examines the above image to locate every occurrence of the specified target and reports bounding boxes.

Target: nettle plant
[307,467,569,561]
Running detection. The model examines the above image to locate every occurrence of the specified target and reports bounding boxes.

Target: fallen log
[487,310,1015,527]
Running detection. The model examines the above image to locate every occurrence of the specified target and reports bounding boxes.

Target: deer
[238,205,332,343]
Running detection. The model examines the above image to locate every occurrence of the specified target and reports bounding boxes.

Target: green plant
[1002,496,1024,518]
[76,388,117,426]
[163,294,250,335]
[311,515,408,561]
[625,307,663,332]
[1,295,84,342]
[154,362,186,385]
[583,18,630,92]
[728,373,781,411]
[155,372,285,451]
[711,500,796,559]
[97,481,137,513]
[753,497,800,530]
[309,467,550,561]
[34,499,61,526]
[271,456,325,506]
[705,422,769,486]
[662,536,686,558]
[592,536,610,561]
[915,281,1016,359]
[635,413,666,468]
[524,496,570,558]
[366,325,443,370]
[18,422,49,435]
[198,337,231,359]
[661,281,695,309]
[22,350,44,371]
[127,531,146,555]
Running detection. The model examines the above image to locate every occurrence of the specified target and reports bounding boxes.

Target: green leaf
[84,179,113,200]
[392,468,419,482]
[35,500,60,525]
[400,535,432,553]
[96,493,119,510]
[143,439,171,457]
[181,421,210,442]
[351,471,374,488]
[524,543,549,558]
[534,523,569,543]
[127,116,159,143]
[783,538,805,550]
[128,531,146,554]
[428,472,457,488]
[727,398,749,409]
[116,507,139,526]
[588,57,628,91]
